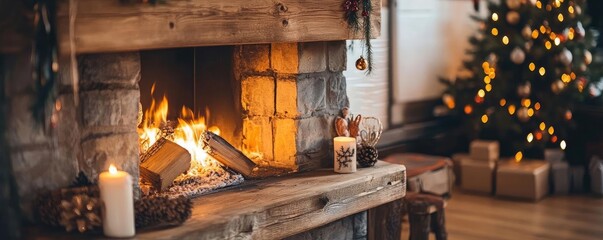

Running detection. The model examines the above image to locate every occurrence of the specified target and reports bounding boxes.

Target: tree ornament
[575,22,586,39]
[522,25,532,39]
[524,41,533,51]
[506,11,520,25]
[506,0,521,9]
[579,63,587,72]
[589,84,602,97]
[488,53,498,65]
[551,80,565,94]
[355,56,368,70]
[517,82,531,97]
[584,50,593,65]
[528,0,537,5]
[510,47,526,64]
[517,107,530,122]
[575,5,582,15]
[564,110,573,120]
[358,117,383,168]
[559,48,573,66]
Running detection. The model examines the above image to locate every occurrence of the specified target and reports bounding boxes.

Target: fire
[138,84,222,176]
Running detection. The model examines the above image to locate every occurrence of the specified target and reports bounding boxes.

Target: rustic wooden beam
[26,161,405,239]
[55,0,381,53]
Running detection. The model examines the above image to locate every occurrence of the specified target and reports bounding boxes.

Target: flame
[109,164,117,174]
[138,85,222,176]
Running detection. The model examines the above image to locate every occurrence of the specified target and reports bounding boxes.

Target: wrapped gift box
[470,140,499,162]
[544,149,564,163]
[496,159,550,201]
[461,158,496,194]
[550,161,569,195]
[452,153,470,186]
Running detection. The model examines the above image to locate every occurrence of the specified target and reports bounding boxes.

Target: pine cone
[35,192,62,227]
[358,145,378,168]
[135,196,192,228]
[59,194,102,233]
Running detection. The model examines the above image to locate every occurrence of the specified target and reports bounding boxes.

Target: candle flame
[109,164,117,174]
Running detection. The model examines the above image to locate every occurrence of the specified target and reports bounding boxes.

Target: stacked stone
[3,50,79,219]
[234,41,349,172]
[78,52,140,190]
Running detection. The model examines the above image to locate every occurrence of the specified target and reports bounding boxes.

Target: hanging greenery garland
[342,0,374,73]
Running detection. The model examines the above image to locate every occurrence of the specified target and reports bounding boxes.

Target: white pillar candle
[334,137,357,173]
[99,164,135,238]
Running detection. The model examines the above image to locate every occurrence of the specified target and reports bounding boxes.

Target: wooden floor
[401,190,603,240]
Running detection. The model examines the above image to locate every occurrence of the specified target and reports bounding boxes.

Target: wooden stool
[384,153,451,240]
[404,192,447,240]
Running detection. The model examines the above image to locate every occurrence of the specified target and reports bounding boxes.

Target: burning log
[140,138,191,191]
[202,131,257,178]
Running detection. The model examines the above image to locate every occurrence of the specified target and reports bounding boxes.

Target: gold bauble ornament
[584,50,593,65]
[506,0,522,9]
[506,11,520,25]
[522,25,532,39]
[564,110,573,120]
[355,56,368,71]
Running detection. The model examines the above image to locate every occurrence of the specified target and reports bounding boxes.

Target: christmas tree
[442,0,602,159]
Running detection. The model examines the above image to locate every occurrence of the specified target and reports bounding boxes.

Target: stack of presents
[452,140,603,201]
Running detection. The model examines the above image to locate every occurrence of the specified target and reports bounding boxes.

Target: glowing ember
[138,84,222,177]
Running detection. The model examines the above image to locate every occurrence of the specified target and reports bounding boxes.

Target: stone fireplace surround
[7,40,380,237]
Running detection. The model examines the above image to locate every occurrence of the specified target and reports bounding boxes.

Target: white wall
[344,8,390,129]
[345,1,486,127]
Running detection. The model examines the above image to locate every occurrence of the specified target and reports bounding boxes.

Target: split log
[140,138,191,191]
[202,131,257,178]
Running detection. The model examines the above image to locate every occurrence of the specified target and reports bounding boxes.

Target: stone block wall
[234,41,349,171]
[3,51,141,219]
[77,53,140,184]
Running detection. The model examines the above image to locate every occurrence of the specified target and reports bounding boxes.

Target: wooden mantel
[49,0,382,54]
[26,161,405,239]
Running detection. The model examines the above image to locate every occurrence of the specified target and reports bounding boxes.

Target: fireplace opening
[137,46,249,198]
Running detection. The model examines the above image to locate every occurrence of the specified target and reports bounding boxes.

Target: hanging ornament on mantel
[343,0,374,73]
[356,56,368,70]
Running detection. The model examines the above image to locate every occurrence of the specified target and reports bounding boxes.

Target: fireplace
[1,1,409,238]
[7,40,350,213]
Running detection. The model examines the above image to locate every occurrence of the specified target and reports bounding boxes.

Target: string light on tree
[441,0,600,159]
[560,140,567,150]
[515,151,523,162]
[492,13,499,21]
